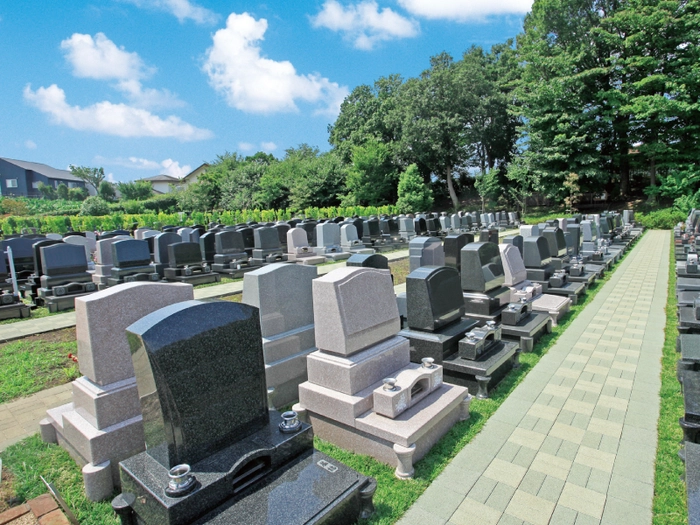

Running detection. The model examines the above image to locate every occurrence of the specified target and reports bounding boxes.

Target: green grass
[0,336,78,403]
[652,234,687,525]
[0,435,118,525]
[317,234,642,524]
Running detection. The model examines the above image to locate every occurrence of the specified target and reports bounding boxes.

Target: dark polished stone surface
[255,227,282,250]
[40,242,88,276]
[399,317,478,363]
[154,232,183,264]
[346,253,389,269]
[442,340,517,396]
[168,242,204,268]
[543,228,567,258]
[199,232,217,263]
[680,307,700,334]
[685,441,700,525]
[215,230,246,255]
[460,242,505,293]
[444,234,472,270]
[112,239,151,268]
[523,236,553,269]
[406,266,464,332]
[32,239,63,276]
[502,235,523,258]
[126,300,268,468]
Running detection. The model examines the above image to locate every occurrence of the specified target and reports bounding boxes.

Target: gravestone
[295,267,471,479]
[152,232,183,278]
[108,239,159,286]
[408,237,444,272]
[340,224,374,254]
[444,234,473,270]
[287,228,325,265]
[251,226,287,265]
[64,235,95,270]
[242,263,317,408]
[502,235,524,258]
[211,230,252,276]
[115,299,375,525]
[0,252,30,320]
[40,282,194,500]
[1,237,36,279]
[460,242,510,321]
[92,236,132,289]
[398,266,478,363]
[163,242,220,285]
[520,224,539,237]
[313,222,351,261]
[398,217,416,241]
[38,243,96,312]
[198,232,217,264]
[523,236,585,305]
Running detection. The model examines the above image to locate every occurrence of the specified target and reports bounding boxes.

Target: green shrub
[80,196,111,216]
[142,195,177,213]
[56,183,69,200]
[635,208,686,229]
[121,200,145,214]
[98,181,116,202]
[68,187,88,201]
[0,198,30,216]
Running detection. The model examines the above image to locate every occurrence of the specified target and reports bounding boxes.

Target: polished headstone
[406,266,465,332]
[460,242,505,293]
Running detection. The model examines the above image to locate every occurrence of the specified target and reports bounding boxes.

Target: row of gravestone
[673,209,700,523]
[34,213,644,520]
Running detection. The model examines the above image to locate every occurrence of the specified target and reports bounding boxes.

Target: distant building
[0,157,90,197]
[181,163,210,187]
[137,174,183,195]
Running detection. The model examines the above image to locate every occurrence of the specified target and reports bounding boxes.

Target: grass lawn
[0,328,78,404]
[652,234,687,525]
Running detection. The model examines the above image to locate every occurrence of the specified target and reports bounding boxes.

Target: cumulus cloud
[123,0,219,24]
[24,140,37,149]
[106,172,116,183]
[311,0,419,50]
[61,32,183,109]
[203,12,349,115]
[261,141,277,152]
[397,0,532,20]
[160,158,191,177]
[24,84,212,141]
[238,142,255,152]
[95,156,192,177]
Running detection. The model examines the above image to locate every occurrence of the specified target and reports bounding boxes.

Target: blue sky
[0,1,529,183]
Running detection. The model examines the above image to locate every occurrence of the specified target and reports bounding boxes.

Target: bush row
[635,208,686,230]
[0,205,399,234]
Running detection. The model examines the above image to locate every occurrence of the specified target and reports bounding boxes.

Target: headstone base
[288,253,327,265]
[0,301,31,320]
[462,287,511,318]
[43,292,94,313]
[442,341,518,398]
[163,272,221,286]
[296,383,468,478]
[678,277,700,292]
[530,294,571,327]
[500,312,552,352]
[531,280,585,305]
[398,318,479,364]
[679,307,700,334]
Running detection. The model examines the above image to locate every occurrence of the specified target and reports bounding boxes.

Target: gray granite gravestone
[287,228,325,265]
[41,282,194,500]
[243,263,317,408]
[313,222,351,261]
[460,242,510,321]
[295,267,471,479]
[251,226,287,265]
[408,236,444,272]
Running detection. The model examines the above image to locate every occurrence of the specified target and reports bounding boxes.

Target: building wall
[0,159,29,197]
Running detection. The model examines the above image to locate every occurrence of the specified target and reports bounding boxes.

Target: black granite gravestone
[199,232,217,264]
[502,235,524,258]
[251,227,286,265]
[460,242,510,319]
[346,253,389,270]
[1,237,36,277]
[522,236,586,304]
[109,239,159,286]
[164,242,220,285]
[115,300,375,525]
[444,234,473,270]
[398,266,478,364]
[37,243,96,311]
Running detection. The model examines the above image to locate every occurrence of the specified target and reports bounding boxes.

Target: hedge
[0,205,399,234]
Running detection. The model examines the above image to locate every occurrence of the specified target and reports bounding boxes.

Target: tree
[116,180,152,201]
[69,165,106,193]
[396,164,434,213]
[219,162,267,211]
[474,169,501,213]
[342,139,398,206]
[80,196,110,216]
[68,187,88,201]
[56,183,68,200]
[99,181,117,201]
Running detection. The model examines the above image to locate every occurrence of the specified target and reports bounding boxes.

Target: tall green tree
[69,165,106,193]
[342,139,398,206]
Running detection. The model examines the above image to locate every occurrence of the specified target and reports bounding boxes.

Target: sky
[0,1,530,183]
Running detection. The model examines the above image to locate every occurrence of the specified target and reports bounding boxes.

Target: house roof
[182,163,210,182]
[139,174,182,183]
[0,157,83,182]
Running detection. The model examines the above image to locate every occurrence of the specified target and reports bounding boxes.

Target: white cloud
[95,156,191,177]
[261,141,277,152]
[124,0,219,24]
[397,0,532,20]
[24,140,37,149]
[238,142,255,152]
[106,172,116,183]
[61,32,183,109]
[311,1,419,50]
[203,12,349,115]
[24,84,212,141]
[160,158,191,178]
[61,32,149,81]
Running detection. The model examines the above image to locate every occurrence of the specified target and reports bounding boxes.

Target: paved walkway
[399,230,668,525]
[0,231,667,522]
